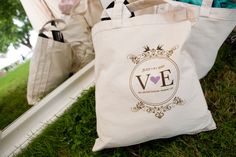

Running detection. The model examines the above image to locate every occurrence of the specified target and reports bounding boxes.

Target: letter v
[136,74,150,90]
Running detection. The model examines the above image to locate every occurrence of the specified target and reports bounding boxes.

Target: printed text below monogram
[128,45,183,118]
[130,57,179,106]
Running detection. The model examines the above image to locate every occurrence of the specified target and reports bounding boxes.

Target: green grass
[16,40,236,157]
[0,61,31,130]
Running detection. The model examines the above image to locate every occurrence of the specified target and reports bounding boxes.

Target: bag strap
[111,0,130,20]
[39,19,66,33]
[127,0,167,12]
[110,0,196,21]
[100,0,114,9]
[39,19,66,42]
[126,0,213,17]
[200,0,214,17]
[110,0,168,20]
[101,0,135,21]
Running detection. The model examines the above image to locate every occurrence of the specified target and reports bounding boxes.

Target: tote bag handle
[128,0,214,15]
[200,0,214,16]
[167,0,214,17]
[110,0,197,22]
[110,0,214,20]
[111,0,168,20]
[40,19,66,33]
[127,0,167,12]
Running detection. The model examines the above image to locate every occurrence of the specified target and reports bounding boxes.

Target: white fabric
[58,0,80,15]
[20,0,62,31]
[168,0,236,78]
[99,0,236,78]
[100,0,113,8]
[27,12,95,104]
[27,35,72,105]
[92,0,215,151]
[62,9,95,73]
[44,0,62,18]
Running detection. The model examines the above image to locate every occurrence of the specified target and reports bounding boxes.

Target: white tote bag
[100,0,236,79]
[27,20,72,105]
[92,0,216,151]
[169,0,236,78]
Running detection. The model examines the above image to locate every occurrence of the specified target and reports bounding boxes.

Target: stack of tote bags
[172,0,236,78]
[91,0,236,151]
[27,4,96,105]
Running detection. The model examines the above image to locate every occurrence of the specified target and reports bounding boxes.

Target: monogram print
[128,45,184,119]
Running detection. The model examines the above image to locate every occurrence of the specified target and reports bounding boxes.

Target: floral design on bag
[128,45,184,119]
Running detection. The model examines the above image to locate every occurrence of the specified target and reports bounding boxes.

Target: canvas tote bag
[92,0,216,151]
[27,20,73,105]
[100,0,236,79]
[169,0,236,78]
[61,4,95,73]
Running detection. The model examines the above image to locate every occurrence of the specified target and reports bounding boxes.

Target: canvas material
[92,0,216,151]
[27,36,72,105]
[62,13,95,73]
[78,0,166,27]
[97,0,236,78]
[27,14,94,105]
[168,0,236,78]
[100,0,167,20]
[74,0,103,27]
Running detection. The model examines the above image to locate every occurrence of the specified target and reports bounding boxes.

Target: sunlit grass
[0,61,31,130]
